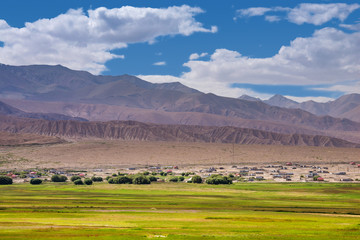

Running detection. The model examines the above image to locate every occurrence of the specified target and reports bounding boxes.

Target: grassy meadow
[0,182,359,239]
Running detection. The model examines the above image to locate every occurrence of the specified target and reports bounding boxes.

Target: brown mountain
[0,115,358,148]
[0,100,87,121]
[1,64,360,143]
[264,94,360,122]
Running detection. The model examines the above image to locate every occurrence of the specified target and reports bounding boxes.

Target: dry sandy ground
[2,140,360,182]
[1,140,360,170]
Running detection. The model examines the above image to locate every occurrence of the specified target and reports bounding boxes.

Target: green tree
[74,179,84,185]
[30,178,42,185]
[133,175,151,185]
[0,176,12,185]
[71,176,81,182]
[191,175,202,184]
[84,178,93,185]
[51,175,67,182]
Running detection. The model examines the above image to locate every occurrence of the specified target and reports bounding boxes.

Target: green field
[0,182,359,239]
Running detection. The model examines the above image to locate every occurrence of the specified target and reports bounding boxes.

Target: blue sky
[0,1,360,102]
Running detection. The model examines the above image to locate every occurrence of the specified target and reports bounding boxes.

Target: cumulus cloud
[340,23,360,31]
[288,3,360,25]
[236,3,360,25]
[183,28,360,85]
[153,61,166,66]
[189,52,208,60]
[139,27,360,98]
[0,5,216,74]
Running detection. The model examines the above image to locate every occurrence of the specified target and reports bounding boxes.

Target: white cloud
[312,81,360,95]
[182,28,360,86]
[265,15,281,22]
[189,52,208,60]
[237,3,360,25]
[288,3,360,25]
[153,61,166,66]
[285,96,334,103]
[237,7,272,17]
[140,27,360,99]
[0,5,216,74]
[340,23,360,31]
[137,74,183,84]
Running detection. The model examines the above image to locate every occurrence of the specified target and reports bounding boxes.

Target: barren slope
[0,115,358,148]
[0,131,65,146]
[3,99,360,143]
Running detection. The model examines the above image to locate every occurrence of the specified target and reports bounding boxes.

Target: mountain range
[0,115,358,148]
[240,93,360,122]
[1,63,360,145]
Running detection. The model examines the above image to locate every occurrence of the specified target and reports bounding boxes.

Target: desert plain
[1,139,360,182]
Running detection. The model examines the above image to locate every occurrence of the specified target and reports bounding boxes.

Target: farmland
[0,182,359,239]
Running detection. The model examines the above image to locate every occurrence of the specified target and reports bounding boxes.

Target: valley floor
[1,140,360,182]
[0,182,359,239]
[1,140,360,168]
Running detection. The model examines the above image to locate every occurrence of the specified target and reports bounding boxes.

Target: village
[3,161,360,184]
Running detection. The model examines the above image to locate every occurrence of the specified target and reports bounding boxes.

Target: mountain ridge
[262,93,360,122]
[0,115,358,148]
[1,64,360,144]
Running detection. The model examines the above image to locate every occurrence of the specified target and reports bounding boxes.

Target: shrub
[205,175,232,185]
[115,176,132,184]
[178,176,185,182]
[30,178,42,185]
[0,176,13,185]
[148,176,157,182]
[151,172,157,176]
[132,175,150,185]
[160,172,167,176]
[106,176,112,181]
[107,178,115,184]
[91,176,103,182]
[71,176,81,182]
[191,175,202,184]
[84,178,93,185]
[143,171,150,175]
[108,176,132,184]
[74,179,84,185]
[169,176,178,182]
[51,175,67,182]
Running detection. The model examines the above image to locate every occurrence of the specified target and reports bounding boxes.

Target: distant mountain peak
[265,94,299,108]
[269,94,296,102]
[238,95,261,102]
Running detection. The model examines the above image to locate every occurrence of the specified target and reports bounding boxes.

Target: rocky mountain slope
[0,100,87,121]
[0,115,358,148]
[1,64,360,144]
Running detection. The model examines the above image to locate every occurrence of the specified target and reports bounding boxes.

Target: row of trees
[1,173,233,186]
[108,174,153,184]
